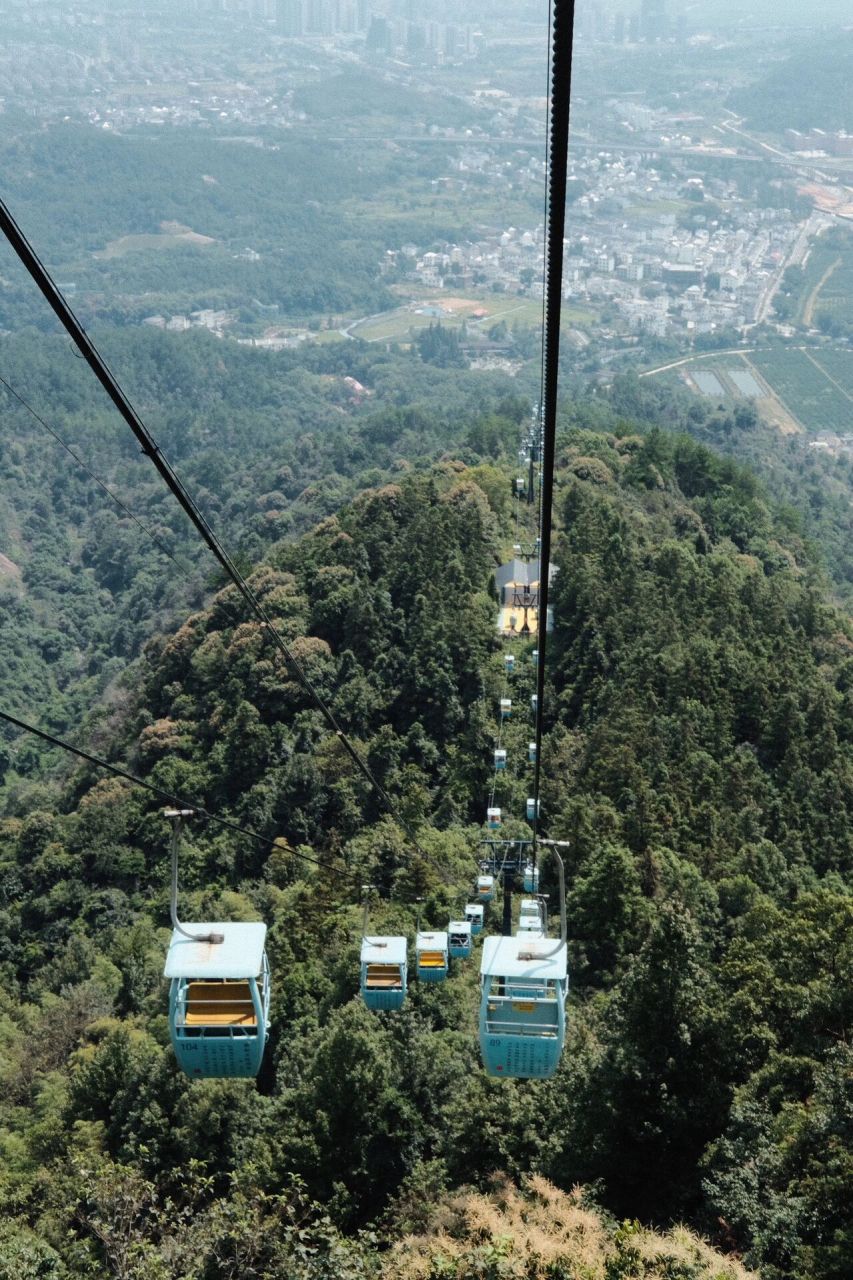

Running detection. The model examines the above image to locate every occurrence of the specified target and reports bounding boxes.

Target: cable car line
[0,706,343,878]
[0,0,577,1081]
[529,0,577,870]
[0,196,435,873]
[536,0,556,460]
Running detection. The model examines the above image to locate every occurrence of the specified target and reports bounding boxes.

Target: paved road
[752,210,829,327]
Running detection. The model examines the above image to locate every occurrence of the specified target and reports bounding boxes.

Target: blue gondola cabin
[487,807,502,830]
[500,698,512,720]
[165,922,271,1080]
[528,741,537,764]
[526,798,540,822]
[360,936,407,1010]
[523,861,540,892]
[465,902,485,935]
[504,653,515,675]
[448,920,473,958]
[519,898,542,927]
[477,874,495,902]
[478,935,568,1079]
[416,931,448,983]
[494,749,507,772]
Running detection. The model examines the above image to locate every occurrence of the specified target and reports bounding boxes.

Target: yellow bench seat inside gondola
[185,980,257,1027]
[365,963,403,989]
[418,951,445,968]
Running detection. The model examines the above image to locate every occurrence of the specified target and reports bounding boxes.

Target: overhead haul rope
[537,0,556,458]
[530,0,577,868]
[0,706,343,877]
[0,197,435,872]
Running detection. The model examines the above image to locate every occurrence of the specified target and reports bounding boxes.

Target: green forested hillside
[728,35,853,133]
[0,426,850,1277]
[0,328,524,784]
[0,114,537,329]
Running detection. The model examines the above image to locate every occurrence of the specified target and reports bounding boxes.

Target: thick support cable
[0,197,431,868]
[531,0,577,865]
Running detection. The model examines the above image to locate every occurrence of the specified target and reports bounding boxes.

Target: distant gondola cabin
[519,898,542,926]
[465,902,485,935]
[528,741,537,764]
[516,922,545,940]
[360,936,407,1011]
[523,861,540,892]
[504,653,515,675]
[487,807,502,829]
[415,931,448,983]
[494,749,507,771]
[526,797,540,822]
[476,874,496,902]
[165,922,270,1079]
[448,919,473,958]
[500,697,512,720]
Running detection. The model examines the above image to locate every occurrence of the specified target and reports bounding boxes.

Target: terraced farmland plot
[806,256,853,328]
[751,350,853,432]
[807,347,853,391]
[794,229,853,327]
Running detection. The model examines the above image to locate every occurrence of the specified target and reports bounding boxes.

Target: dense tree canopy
[0,406,851,1275]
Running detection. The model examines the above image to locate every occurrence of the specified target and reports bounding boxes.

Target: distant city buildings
[785,128,853,158]
[391,138,803,344]
[575,0,685,44]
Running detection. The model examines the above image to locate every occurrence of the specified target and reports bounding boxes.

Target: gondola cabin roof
[361,936,407,965]
[448,919,472,934]
[480,935,567,982]
[164,922,267,980]
[416,930,448,950]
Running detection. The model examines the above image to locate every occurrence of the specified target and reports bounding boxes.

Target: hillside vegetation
[728,35,853,133]
[0,328,523,786]
[384,1177,756,1280]
[0,421,851,1277]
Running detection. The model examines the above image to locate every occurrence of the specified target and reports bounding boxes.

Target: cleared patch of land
[349,292,594,343]
[96,221,216,258]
